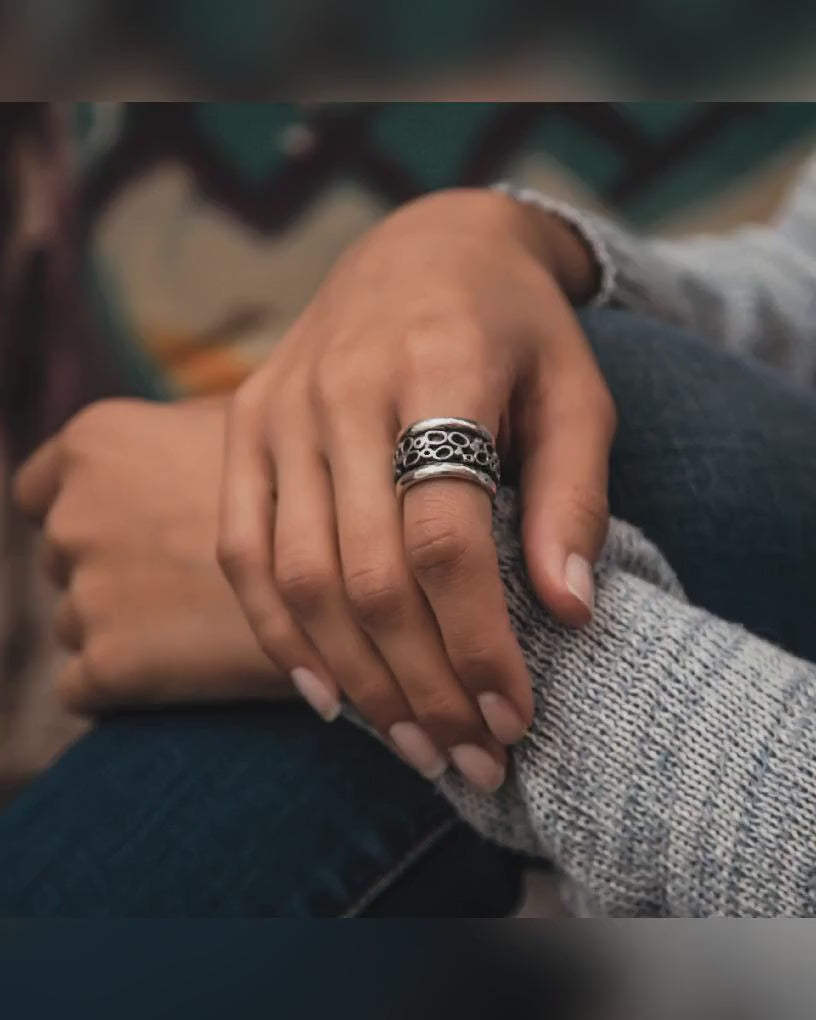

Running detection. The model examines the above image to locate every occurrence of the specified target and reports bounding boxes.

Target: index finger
[218,389,337,710]
[12,433,64,523]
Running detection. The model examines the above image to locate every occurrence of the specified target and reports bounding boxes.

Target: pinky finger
[248,590,343,723]
[219,392,341,721]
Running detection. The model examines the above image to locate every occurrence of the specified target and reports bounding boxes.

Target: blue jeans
[1,308,815,916]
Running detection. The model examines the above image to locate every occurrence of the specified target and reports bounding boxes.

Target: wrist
[505,198,601,305]
[532,209,602,305]
[419,187,601,305]
[369,187,602,304]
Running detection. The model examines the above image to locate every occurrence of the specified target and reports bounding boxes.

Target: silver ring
[393,417,500,498]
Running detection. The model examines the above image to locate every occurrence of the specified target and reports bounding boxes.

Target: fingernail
[477,692,527,745]
[564,553,595,614]
[450,744,506,793]
[389,722,447,780]
[291,667,340,722]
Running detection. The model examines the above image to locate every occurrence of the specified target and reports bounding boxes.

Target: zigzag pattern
[80,103,816,237]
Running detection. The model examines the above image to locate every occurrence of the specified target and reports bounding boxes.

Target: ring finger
[397,402,534,738]
[326,411,507,792]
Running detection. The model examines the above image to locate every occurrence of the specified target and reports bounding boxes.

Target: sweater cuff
[495,182,674,316]
[493,182,617,307]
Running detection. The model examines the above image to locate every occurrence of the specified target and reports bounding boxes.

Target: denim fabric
[0,703,526,916]
[584,308,816,661]
[1,307,814,916]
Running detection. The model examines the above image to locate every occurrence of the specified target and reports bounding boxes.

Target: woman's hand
[219,188,616,793]
[13,398,284,712]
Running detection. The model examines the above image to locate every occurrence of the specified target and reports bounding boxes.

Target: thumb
[518,372,615,627]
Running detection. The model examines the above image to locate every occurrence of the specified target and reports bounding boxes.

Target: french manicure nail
[450,744,506,793]
[477,692,527,745]
[291,667,340,722]
[389,722,447,780]
[564,552,595,614]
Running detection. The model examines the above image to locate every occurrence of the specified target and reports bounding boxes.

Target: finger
[56,628,292,715]
[403,477,534,743]
[12,433,63,523]
[53,592,83,651]
[518,361,615,627]
[54,563,295,714]
[219,387,337,717]
[327,413,506,789]
[272,433,449,775]
[397,382,533,743]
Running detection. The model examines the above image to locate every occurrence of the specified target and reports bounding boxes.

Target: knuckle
[43,508,76,555]
[407,517,473,579]
[64,398,131,445]
[81,637,124,696]
[275,556,337,617]
[403,323,493,386]
[254,615,294,664]
[402,327,443,374]
[216,534,256,582]
[66,572,92,617]
[450,637,504,687]
[53,596,78,647]
[405,316,478,358]
[414,691,477,741]
[69,568,105,619]
[55,668,85,712]
[344,677,401,728]
[312,360,356,411]
[344,565,408,629]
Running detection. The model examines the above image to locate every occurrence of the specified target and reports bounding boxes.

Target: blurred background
[3,99,816,805]
[3,0,816,98]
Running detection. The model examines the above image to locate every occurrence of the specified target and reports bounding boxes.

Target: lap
[582,307,816,660]
[3,306,815,916]
[0,701,524,916]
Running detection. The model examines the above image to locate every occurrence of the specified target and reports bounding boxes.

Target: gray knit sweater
[442,491,816,917]
[438,161,816,916]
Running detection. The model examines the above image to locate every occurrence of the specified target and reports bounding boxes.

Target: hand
[13,398,284,712]
[218,187,616,793]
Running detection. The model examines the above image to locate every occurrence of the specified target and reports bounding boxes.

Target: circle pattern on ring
[394,419,500,489]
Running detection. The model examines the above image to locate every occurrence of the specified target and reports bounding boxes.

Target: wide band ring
[393,417,500,498]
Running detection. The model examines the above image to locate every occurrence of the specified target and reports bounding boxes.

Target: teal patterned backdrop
[78,103,816,229]
[70,102,816,404]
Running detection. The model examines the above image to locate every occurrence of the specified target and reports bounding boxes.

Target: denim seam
[340,816,459,918]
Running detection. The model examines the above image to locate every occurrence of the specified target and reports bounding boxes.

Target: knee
[576,307,816,446]
[577,307,728,401]
[575,308,714,456]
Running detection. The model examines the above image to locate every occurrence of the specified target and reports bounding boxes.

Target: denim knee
[576,307,816,659]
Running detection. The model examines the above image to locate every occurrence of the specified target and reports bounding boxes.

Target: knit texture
[438,488,816,917]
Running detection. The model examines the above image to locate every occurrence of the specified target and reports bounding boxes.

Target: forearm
[442,488,816,916]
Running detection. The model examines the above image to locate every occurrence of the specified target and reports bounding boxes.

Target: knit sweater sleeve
[439,488,816,916]
[499,155,816,384]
